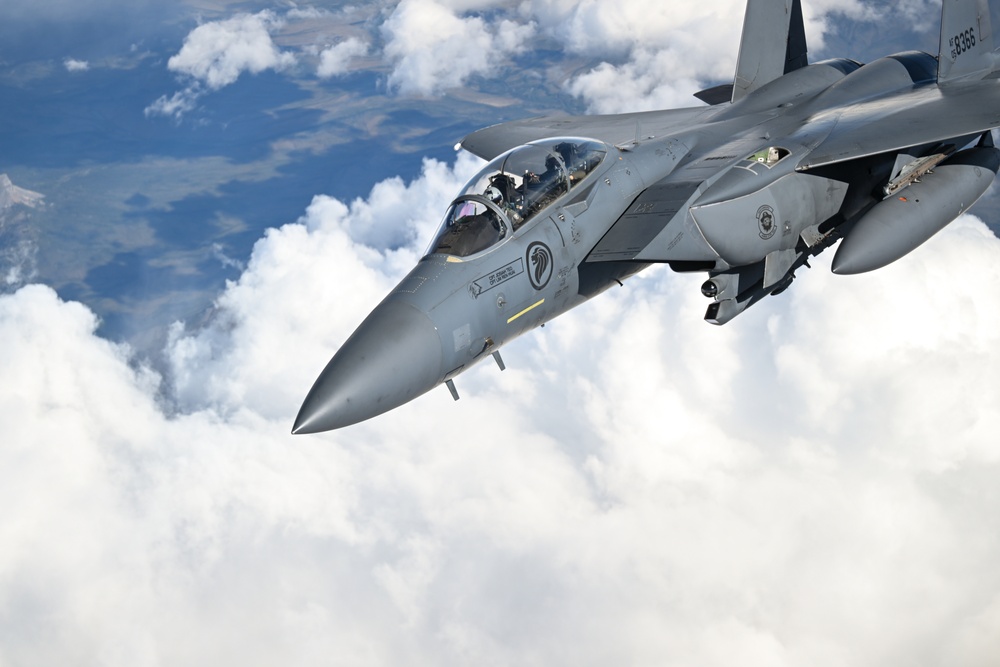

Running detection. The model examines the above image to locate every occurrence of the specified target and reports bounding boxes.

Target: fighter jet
[293,0,1000,433]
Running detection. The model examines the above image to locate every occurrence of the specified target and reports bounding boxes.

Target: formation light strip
[507,298,545,324]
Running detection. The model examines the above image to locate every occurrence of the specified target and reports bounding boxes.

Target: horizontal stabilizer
[694,84,735,105]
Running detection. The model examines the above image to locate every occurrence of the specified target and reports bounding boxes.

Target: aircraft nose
[292,299,444,434]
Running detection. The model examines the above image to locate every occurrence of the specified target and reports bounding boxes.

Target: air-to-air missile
[293,0,1000,433]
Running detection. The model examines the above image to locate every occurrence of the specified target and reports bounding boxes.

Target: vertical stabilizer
[732,0,809,103]
[938,0,994,82]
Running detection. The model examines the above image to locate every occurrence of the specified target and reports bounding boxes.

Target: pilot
[540,155,562,184]
[485,173,525,227]
[554,141,589,184]
[488,174,517,202]
[523,157,559,193]
[485,185,504,207]
[554,142,577,168]
[521,155,565,218]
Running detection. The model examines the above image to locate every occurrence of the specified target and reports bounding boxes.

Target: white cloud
[509,0,884,110]
[382,0,535,95]
[146,10,296,118]
[167,10,296,90]
[522,0,736,56]
[371,0,879,106]
[3,147,1000,664]
[316,37,368,79]
[144,88,200,120]
[142,0,888,114]
[511,0,746,110]
[63,58,90,72]
[565,49,707,113]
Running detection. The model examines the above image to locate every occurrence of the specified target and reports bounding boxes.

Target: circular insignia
[757,204,777,240]
[526,241,553,290]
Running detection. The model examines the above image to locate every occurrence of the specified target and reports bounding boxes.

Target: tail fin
[938,0,994,82]
[732,0,809,103]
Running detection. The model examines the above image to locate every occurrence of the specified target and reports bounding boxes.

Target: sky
[2,0,1000,665]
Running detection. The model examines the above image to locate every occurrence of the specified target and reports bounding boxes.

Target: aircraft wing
[586,133,770,264]
[460,107,713,161]
[798,79,1000,170]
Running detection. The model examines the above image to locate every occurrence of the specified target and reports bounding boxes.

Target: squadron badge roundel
[526,241,553,290]
[757,204,777,240]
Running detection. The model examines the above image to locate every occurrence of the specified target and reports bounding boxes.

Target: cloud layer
[146,0,896,116]
[3,148,1000,665]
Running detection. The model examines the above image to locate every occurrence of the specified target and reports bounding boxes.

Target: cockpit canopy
[429,138,607,257]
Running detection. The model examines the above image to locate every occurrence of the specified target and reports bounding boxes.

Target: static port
[701,279,719,298]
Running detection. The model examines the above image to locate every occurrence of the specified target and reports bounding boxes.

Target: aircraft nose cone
[292,299,443,434]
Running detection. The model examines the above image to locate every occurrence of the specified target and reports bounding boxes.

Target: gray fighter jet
[293,0,1000,433]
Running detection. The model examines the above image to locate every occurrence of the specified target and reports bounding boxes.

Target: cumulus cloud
[167,10,295,90]
[382,0,535,95]
[142,0,887,114]
[146,10,295,119]
[370,0,878,106]
[523,0,738,57]
[566,49,708,113]
[527,0,746,111]
[3,147,1000,664]
[551,0,882,111]
[316,37,369,79]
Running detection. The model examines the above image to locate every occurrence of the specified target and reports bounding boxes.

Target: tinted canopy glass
[428,138,607,257]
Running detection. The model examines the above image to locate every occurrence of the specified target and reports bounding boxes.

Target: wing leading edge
[459,107,712,161]
[798,79,1000,170]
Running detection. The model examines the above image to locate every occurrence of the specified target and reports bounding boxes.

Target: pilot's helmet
[485,186,503,205]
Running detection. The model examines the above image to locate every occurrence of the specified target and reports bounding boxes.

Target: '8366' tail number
[951,28,976,58]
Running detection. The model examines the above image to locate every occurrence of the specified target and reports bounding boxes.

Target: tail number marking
[950,28,976,59]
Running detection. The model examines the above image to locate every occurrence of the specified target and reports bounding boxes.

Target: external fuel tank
[832,146,1000,275]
